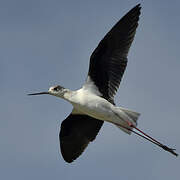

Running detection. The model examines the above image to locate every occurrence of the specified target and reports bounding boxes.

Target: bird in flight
[28,4,178,163]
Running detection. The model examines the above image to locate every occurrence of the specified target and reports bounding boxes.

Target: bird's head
[28,85,67,98]
[48,85,67,98]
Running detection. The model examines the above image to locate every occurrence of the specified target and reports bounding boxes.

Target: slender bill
[28,92,49,96]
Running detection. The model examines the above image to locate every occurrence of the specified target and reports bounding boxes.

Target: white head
[28,85,67,98]
[48,85,67,98]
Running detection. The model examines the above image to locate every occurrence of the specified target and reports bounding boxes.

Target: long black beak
[28,92,49,96]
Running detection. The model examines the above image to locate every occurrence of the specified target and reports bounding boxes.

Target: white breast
[69,88,114,120]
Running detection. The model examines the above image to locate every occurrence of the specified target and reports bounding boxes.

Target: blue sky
[0,0,180,179]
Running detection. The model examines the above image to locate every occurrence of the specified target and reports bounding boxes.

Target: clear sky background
[0,0,180,179]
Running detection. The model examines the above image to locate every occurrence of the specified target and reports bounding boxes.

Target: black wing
[88,4,141,104]
[59,114,103,163]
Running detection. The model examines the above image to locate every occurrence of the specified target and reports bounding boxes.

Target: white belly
[69,88,135,127]
[73,95,114,120]
[69,89,112,120]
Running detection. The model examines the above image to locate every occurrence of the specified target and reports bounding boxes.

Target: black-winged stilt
[28,4,178,163]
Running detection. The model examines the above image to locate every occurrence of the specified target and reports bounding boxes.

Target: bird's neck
[62,89,75,102]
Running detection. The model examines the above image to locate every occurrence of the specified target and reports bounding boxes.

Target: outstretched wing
[87,4,141,104]
[59,113,103,163]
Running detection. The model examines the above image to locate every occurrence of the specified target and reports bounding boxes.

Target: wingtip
[64,159,74,163]
[133,3,142,12]
[136,3,141,7]
[136,3,142,10]
[127,3,141,17]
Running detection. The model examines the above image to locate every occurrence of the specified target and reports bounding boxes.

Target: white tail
[115,107,140,135]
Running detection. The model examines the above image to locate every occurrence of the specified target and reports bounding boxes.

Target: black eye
[53,87,58,91]
[53,85,63,92]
